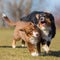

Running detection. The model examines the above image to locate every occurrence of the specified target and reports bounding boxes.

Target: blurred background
[0,0,60,28]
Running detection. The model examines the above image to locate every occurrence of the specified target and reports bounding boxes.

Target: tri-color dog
[20,11,56,53]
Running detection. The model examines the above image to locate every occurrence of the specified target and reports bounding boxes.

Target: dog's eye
[19,29,24,31]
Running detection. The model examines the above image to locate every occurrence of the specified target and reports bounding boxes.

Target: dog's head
[25,22,41,45]
[24,22,40,38]
[35,13,51,31]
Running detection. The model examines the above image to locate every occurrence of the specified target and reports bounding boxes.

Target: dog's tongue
[42,23,46,26]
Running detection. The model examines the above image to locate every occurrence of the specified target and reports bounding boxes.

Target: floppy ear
[29,22,35,29]
[36,14,40,20]
[46,18,51,24]
[29,22,34,26]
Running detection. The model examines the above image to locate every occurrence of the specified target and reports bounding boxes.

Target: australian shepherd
[20,11,56,53]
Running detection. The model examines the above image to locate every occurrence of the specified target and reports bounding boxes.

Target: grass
[0,28,60,60]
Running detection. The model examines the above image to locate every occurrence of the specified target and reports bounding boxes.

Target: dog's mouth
[40,17,46,26]
[41,21,46,26]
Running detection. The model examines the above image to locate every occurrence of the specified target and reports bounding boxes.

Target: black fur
[20,11,44,24]
[20,11,56,47]
[20,11,56,39]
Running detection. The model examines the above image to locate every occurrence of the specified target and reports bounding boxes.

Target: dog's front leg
[27,42,39,56]
[36,42,41,56]
[42,44,50,53]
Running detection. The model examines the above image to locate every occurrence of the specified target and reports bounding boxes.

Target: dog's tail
[2,13,16,26]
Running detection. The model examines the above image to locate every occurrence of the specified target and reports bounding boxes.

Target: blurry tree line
[0,0,60,28]
[0,0,32,27]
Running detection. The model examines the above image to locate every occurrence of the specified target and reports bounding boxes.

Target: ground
[0,28,60,60]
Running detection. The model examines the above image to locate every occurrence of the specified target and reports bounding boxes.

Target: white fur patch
[41,26,46,31]
[33,31,39,37]
[12,45,16,48]
[29,37,38,45]
[43,31,49,36]
[31,52,40,56]
[21,44,25,47]
[42,44,49,53]
[41,26,49,36]
[41,26,52,41]
[29,31,39,45]
[2,13,7,17]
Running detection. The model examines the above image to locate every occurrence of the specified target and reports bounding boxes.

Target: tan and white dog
[2,13,41,56]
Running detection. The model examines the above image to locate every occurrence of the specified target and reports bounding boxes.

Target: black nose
[41,18,44,21]
[36,34,39,36]
[40,17,44,21]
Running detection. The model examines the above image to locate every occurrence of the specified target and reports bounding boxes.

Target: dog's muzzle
[33,31,39,37]
[29,36,38,45]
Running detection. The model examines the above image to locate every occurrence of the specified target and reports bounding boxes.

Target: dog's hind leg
[12,39,16,48]
[36,42,41,56]
[42,44,50,53]
[12,29,21,48]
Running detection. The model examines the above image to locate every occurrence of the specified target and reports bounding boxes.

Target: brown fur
[2,15,41,56]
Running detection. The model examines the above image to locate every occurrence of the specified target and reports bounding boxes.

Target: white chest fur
[41,26,52,41]
[29,37,38,45]
[42,32,52,41]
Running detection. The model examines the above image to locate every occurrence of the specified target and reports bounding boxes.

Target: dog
[20,11,56,53]
[2,13,41,56]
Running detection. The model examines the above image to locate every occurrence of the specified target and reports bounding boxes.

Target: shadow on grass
[42,51,60,57]
[0,46,60,57]
[0,46,27,48]
[48,51,60,57]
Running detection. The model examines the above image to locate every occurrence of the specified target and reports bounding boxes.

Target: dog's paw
[21,44,25,47]
[21,44,26,48]
[31,52,40,56]
[12,45,16,48]
[42,44,49,53]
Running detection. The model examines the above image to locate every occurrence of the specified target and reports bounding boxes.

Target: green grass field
[0,28,60,60]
